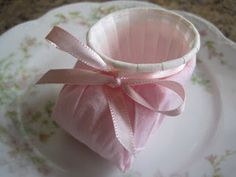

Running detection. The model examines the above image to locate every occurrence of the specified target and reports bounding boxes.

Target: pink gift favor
[37,8,200,171]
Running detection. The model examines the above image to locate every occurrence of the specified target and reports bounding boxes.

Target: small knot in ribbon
[108,76,122,88]
[37,26,186,154]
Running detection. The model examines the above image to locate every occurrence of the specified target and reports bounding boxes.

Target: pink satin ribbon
[37,26,186,154]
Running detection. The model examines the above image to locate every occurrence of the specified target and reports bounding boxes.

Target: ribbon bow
[37,26,186,154]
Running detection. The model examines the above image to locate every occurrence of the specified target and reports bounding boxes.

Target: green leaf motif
[205,40,214,49]
[53,13,67,26]
[0,37,41,105]
[44,101,54,117]
[204,40,225,64]
[51,5,137,27]
[20,37,39,58]
[88,6,123,25]
[191,73,210,91]
[0,36,52,175]
[21,100,58,144]
[69,11,81,18]
[205,150,236,177]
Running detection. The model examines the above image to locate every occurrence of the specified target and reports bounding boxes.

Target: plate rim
[1,0,236,50]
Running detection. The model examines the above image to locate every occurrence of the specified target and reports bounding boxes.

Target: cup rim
[87,7,200,73]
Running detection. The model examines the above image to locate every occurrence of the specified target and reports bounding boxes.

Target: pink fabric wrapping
[52,59,195,171]
[37,8,199,172]
[52,58,195,171]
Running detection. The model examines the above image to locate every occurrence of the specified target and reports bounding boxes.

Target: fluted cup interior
[87,8,200,72]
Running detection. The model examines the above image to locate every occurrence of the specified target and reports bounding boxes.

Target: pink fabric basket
[38,7,200,171]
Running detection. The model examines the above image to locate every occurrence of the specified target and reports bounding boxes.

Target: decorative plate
[0,1,235,177]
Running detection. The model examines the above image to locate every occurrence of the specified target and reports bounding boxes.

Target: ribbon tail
[46,26,110,71]
[123,80,185,116]
[104,87,135,154]
[36,69,114,85]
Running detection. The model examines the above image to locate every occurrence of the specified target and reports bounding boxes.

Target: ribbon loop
[46,26,111,71]
[123,81,185,117]
[37,26,187,154]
